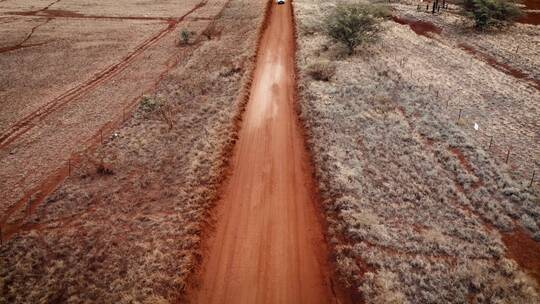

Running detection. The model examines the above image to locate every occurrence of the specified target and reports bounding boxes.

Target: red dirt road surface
[190,2,340,303]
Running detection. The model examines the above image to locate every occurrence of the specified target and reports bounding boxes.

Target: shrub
[179,29,195,45]
[139,96,162,112]
[306,60,336,81]
[324,3,387,54]
[462,0,522,29]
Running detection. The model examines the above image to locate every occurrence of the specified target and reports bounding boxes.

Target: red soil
[392,15,442,36]
[518,0,540,25]
[190,2,342,303]
[449,147,475,174]
[458,43,540,91]
[501,227,540,285]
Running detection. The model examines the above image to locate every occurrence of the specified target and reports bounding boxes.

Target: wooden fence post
[529,171,536,188]
[505,147,511,163]
[457,108,462,122]
[488,136,493,150]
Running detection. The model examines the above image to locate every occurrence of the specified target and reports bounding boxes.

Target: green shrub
[179,29,195,45]
[462,0,522,29]
[324,3,388,54]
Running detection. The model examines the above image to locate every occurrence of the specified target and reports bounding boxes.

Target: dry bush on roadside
[306,60,336,81]
[202,23,222,40]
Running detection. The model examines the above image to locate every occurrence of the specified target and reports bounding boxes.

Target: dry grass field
[0,0,224,234]
[295,0,540,302]
[0,0,266,302]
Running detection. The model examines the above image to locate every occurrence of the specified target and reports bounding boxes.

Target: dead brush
[158,104,175,131]
[81,152,114,176]
[372,94,395,114]
[202,23,222,40]
[306,60,336,81]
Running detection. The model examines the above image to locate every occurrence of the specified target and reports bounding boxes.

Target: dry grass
[0,0,266,302]
[391,2,540,80]
[295,0,539,302]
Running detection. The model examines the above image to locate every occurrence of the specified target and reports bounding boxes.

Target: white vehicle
[276,0,285,4]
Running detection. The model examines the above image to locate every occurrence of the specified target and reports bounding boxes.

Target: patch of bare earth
[0,0,265,302]
[295,0,539,302]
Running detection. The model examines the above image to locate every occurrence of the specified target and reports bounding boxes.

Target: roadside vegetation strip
[0,1,208,150]
[294,0,539,302]
[0,0,266,302]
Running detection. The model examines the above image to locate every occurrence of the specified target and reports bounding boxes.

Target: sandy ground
[189,2,342,303]
[295,0,539,302]
[1,0,267,302]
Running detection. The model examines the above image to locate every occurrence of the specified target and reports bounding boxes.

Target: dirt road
[191,2,339,304]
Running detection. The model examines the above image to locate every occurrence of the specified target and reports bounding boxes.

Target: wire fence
[0,95,142,245]
[449,106,538,189]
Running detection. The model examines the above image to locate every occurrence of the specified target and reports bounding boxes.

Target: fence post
[488,136,493,150]
[505,147,511,163]
[457,108,462,122]
[529,171,535,188]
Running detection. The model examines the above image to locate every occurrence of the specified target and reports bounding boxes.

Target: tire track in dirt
[6,9,176,21]
[0,0,235,241]
[0,1,208,150]
[190,2,343,303]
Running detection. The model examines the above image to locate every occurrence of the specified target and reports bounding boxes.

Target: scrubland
[0,0,265,302]
[295,0,540,302]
